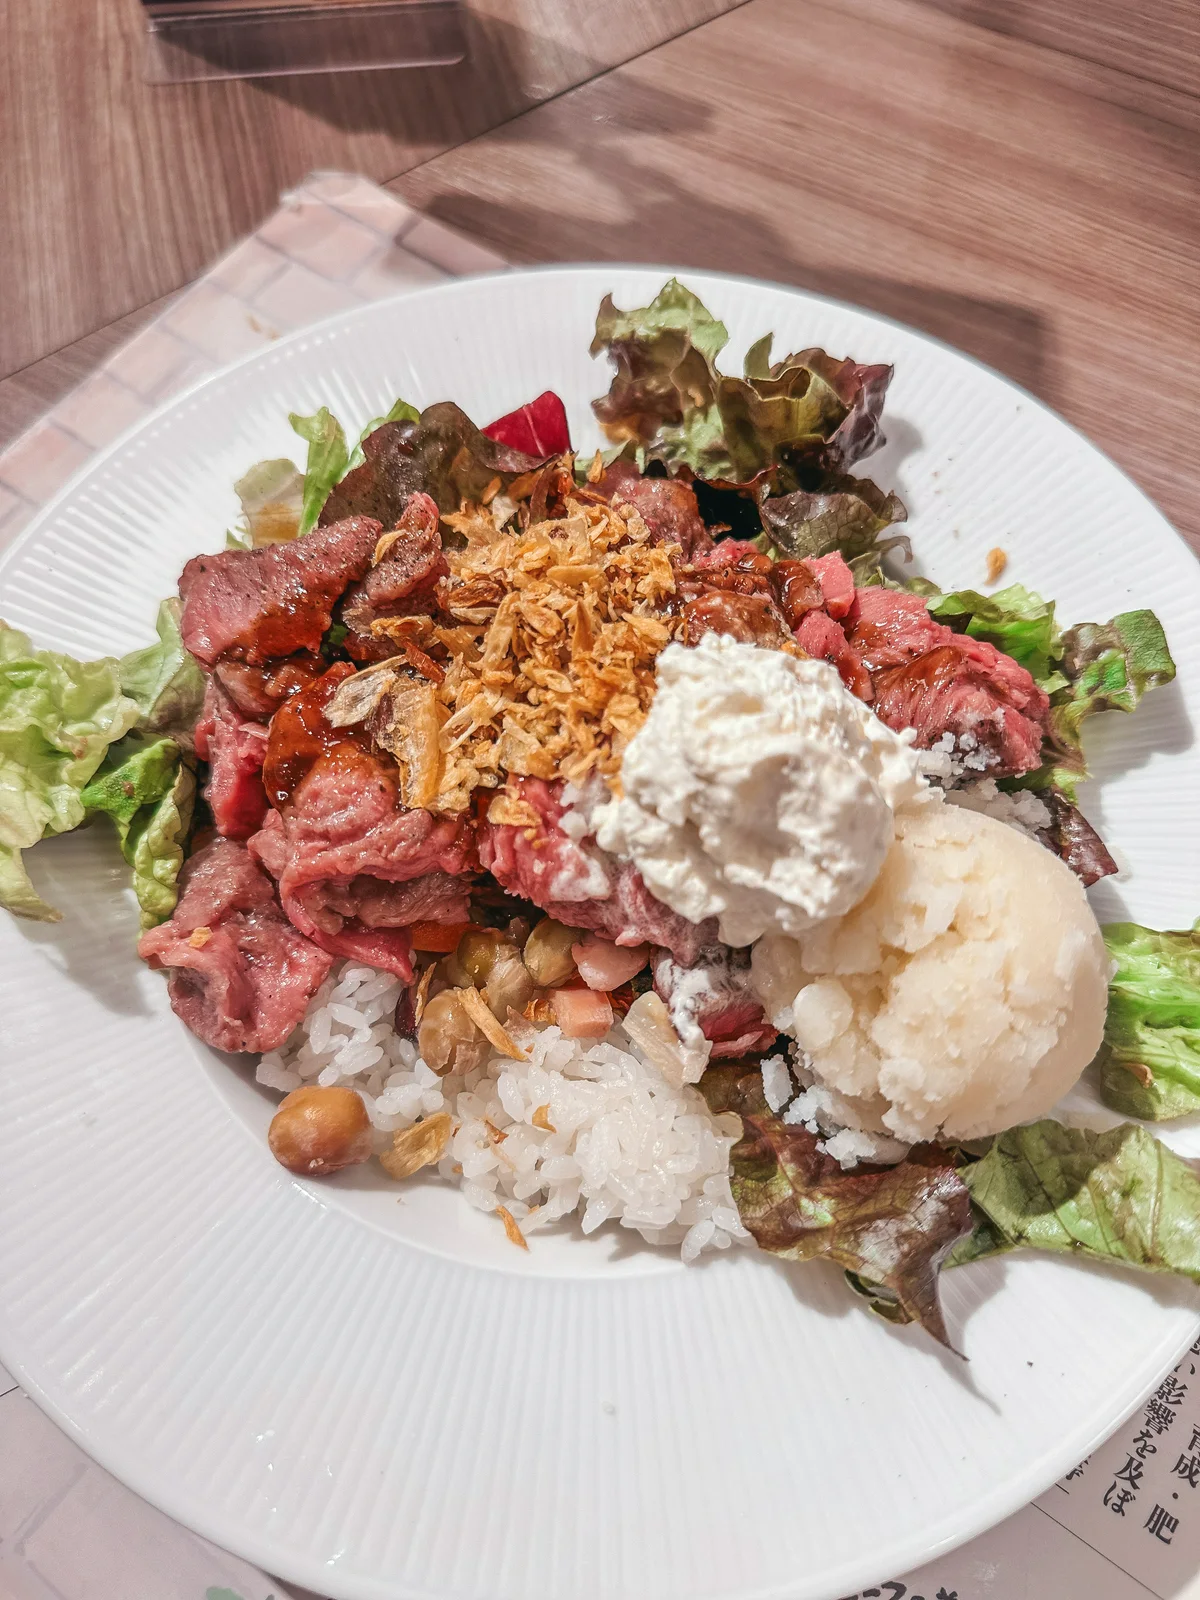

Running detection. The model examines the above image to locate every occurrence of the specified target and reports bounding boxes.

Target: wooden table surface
[3,0,1199,554]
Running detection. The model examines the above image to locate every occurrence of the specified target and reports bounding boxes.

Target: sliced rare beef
[193,679,269,841]
[846,587,948,671]
[251,695,472,979]
[213,655,325,719]
[477,778,717,965]
[340,491,448,663]
[179,516,381,667]
[843,588,1049,777]
[597,461,712,560]
[677,544,794,649]
[683,589,795,649]
[138,838,331,1053]
[871,645,1045,775]
[794,608,874,699]
[652,946,777,1060]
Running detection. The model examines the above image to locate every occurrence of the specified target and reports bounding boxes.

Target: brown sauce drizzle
[263,663,380,809]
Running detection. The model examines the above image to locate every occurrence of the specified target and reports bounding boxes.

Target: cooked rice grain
[258,961,749,1260]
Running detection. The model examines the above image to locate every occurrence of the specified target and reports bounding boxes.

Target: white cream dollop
[594,633,926,947]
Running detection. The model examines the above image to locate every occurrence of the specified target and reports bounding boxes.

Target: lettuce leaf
[290,407,351,536]
[924,583,1066,692]
[759,474,909,567]
[347,397,421,473]
[590,278,893,483]
[81,735,195,927]
[0,624,142,921]
[117,598,205,744]
[1032,610,1176,802]
[698,1066,972,1345]
[1095,921,1200,1121]
[950,1120,1200,1282]
[318,402,542,526]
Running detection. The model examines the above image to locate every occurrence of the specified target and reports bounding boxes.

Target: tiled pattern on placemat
[0,171,505,554]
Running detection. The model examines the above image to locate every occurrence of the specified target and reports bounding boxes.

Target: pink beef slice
[845,587,948,671]
[596,461,712,560]
[249,746,472,981]
[652,946,778,1060]
[340,492,448,662]
[477,778,717,965]
[691,539,762,571]
[872,643,1047,774]
[138,838,332,1053]
[794,609,873,701]
[179,516,382,667]
[806,552,855,619]
[847,588,1049,776]
[193,679,269,841]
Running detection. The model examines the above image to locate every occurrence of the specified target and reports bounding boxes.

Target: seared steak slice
[179,516,381,666]
[138,838,331,1053]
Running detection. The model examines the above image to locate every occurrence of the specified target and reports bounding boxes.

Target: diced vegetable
[572,935,650,991]
[549,986,614,1040]
[410,920,473,954]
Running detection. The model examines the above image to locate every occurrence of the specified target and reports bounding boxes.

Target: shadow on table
[250,9,711,163]
[419,142,1053,402]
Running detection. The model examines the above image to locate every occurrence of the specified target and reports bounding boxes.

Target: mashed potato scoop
[751,802,1110,1142]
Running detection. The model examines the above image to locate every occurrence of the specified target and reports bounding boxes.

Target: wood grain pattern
[392,0,1200,554]
[916,0,1200,97]
[0,0,745,378]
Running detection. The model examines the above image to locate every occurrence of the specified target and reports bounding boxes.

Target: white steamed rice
[258,962,751,1261]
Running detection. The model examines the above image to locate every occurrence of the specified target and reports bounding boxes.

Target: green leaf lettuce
[290,406,351,536]
[0,624,142,920]
[1034,611,1176,802]
[81,735,195,928]
[924,583,1066,692]
[229,458,305,548]
[949,1120,1200,1281]
[590,277,894,483]
[117,598,206,744]
[1096,921,1200,1121]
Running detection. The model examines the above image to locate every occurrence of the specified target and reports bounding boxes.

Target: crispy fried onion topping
[326,497,680,813]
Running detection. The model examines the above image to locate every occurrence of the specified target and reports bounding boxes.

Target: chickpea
[456,927,509,987]
[418,988,490,1076]
[268,1085,373,1176]
[484,952,536,1021]
[522,917,582,987]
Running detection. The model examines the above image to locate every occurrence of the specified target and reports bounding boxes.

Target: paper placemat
[1,171,1197,1600]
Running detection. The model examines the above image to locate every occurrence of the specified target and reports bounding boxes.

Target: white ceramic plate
[2,268,1198,1600]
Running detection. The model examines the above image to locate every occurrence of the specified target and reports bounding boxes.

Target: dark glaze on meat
[262,663,375,810]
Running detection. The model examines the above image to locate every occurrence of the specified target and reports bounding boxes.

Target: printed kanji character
[1145,1504,1180,1544]
[935,1591,959,1600]
[1158,1376,1188,1408]
[1144,1398,1178,1436]
[1064,1458,1090,1480]
[1113,1454,1145,1490]
[881,1586,906,1599]
[1133,1428,1158,1461]
[1173,1453,1200,1489]
[1190,1426,1200,1454]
